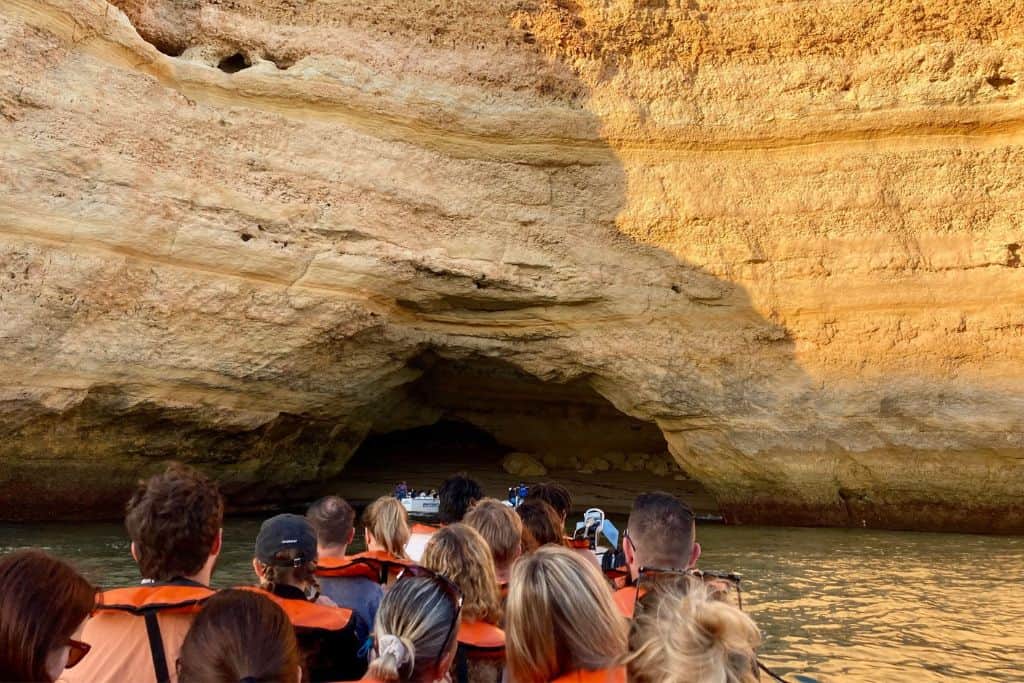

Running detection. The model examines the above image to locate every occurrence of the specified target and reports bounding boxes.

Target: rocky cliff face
[1,0,1021,530]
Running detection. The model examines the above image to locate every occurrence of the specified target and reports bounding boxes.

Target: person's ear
[252,558,264,580]
[130,542,139,564]
[346,527,355,545]
[689,541,701,569]
[210,529,223,558]
[623,536,636,568]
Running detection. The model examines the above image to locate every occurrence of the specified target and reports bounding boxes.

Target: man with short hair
[614,491,700,617]
[406,472,483,561]
[306,495,382,631]
[464,498,523,587]
[66,463,224,683]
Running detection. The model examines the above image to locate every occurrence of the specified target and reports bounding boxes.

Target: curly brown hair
[125,463,224,581]
[421,523,502,624]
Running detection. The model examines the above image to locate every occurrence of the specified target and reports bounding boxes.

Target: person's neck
[367,539,384,553]
[495,565,512,585]
[319,543,348,558]
[185,567,213,587]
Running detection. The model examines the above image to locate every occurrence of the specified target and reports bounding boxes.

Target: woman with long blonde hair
[422,524,506,683]
[505,545,628,683]
[422,524,502,625]
[363,496,411,560]
[625,577,761,683]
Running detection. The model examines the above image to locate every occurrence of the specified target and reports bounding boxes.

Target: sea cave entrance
[332,355,716,515]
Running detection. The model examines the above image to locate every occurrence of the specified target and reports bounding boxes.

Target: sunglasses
[65,639,91,669]
[394,566,463,662]
[634,566,744,615]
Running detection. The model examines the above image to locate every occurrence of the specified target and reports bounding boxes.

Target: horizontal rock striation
[1,0,1022,530]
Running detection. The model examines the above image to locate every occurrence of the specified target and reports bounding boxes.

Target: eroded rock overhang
[0,0,1022,531]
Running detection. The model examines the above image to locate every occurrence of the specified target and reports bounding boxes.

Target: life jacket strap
[143,610,171,683]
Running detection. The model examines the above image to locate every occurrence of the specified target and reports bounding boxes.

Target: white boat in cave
[400,493,440,517]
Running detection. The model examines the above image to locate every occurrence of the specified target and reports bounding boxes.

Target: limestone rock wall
[1,0,1022,530]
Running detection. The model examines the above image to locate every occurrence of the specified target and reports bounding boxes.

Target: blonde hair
[363,496,411,559]
[625,578,761,683]
[422,523,502,624]
[368,577,461,682]
[465,498,523,568]
[506,545,627,683]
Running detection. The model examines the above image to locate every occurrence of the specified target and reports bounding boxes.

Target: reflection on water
[1,520,1022,682]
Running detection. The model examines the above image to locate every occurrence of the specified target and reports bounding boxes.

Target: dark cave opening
[331,355,716,514]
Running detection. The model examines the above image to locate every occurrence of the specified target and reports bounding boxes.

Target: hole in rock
[1008,243,1021,268]
[217,53,251,74]
[331,355,716,515]
[986,75,1015,89]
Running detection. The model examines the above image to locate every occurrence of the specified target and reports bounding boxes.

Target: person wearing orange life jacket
[463,498,522,598]
[421,524,505,683]
[63,464,224,683]
[250,514,368,682]
[406,474,481,562]
[613,492,701,619]
[505,545,627,683]
[307,495,383,635]
[361,568,463,683]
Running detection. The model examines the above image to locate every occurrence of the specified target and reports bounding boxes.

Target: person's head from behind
[516,499,563,554]
[437,473,483,524]
[464,498,522,583]
[0,550,96,682]
[306,495,356,557]
[421,523,501,625]
[525,482,572,524]
[625,492,699,581]
[369,575,462,682]
[177,589,301,683]
[125,463,224,584]
[363,496,411,559]
[626,578,761,683]
[253,514,319,595]
[506,545,627,683]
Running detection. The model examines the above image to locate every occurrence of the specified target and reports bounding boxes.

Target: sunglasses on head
[634,566,744,614]
[65,639,91,669]
[394,566,464,660]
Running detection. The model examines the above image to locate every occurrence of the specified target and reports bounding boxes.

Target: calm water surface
[1,520,1022,682]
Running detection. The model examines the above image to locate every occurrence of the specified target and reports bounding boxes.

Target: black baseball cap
[255,513,317,566]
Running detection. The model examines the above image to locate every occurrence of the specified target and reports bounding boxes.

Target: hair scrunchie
[377,633,413,669]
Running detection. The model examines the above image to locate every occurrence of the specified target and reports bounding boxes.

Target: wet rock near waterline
[1,0,1023,530]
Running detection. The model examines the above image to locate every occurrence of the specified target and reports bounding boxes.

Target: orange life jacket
[550,667,627,683]
[316,550,414,584]
[411,522,441,535]
[67,583,216,683]
[612,585,646,619]
[237,586,353,631]
[457,620,506,658]
[96,584,215,615]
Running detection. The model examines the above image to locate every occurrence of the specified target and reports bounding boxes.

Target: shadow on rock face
[1,0,1021,531]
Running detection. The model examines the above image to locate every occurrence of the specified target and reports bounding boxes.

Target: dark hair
[177,589,301,683]
[524,483,572,520]
[0,550,96,682]
[125,463,224,581]
[437,473,483,525]
[627,492,696,568]
[516,500,564,553]
[306,496,356,549]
